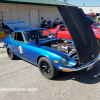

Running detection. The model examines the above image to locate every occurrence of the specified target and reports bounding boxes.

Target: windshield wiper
[51,37,56,39]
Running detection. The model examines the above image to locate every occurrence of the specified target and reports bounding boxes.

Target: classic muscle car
[3,7,99,79]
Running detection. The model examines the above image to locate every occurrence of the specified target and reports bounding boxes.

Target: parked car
[48,24,100,47]
[86,15,100,31]
[91,23,100,31]
[3,7,99,79]
[48,24,72,39]
[85,14,97,18]
[48,14,100,44]
[3,28,99,79]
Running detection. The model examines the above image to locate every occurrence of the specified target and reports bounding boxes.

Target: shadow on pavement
[55,60,100,84]
[10,57,100,84]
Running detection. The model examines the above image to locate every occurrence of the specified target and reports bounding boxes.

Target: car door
[11,32,28,58]
[56,25,72,40]
[9,32,19,55]
[23,30,39,63]
[57,31,72,40]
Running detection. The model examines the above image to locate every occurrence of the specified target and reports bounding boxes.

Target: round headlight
[61,56,69,66]
[61,56,76,67]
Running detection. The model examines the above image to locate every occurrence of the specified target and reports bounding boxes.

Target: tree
[89,12,95,15]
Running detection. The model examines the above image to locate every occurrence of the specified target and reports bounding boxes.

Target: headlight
[61,56,69,66]
[61,56,76,67]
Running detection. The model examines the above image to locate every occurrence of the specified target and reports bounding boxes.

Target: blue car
[4,7,99,79]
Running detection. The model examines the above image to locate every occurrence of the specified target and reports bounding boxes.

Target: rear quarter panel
[3,36,11,47]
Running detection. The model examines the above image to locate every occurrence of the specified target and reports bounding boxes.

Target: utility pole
[67,0,68,5]
[64,0,68,5]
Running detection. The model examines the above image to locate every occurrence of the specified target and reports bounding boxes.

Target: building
[0,0,72,28]
[79,6,100,20]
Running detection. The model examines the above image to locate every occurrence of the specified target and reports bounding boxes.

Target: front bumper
[58,55,99,72]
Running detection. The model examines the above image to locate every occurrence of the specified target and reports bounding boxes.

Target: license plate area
[87,64,94,71]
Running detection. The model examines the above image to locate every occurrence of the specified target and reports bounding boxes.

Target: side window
[60,25,68,31]
[14,32,24,42]
[93,24,100,28]
[2,23,13,34]
[24,31,36,42]
[11,32,14,39]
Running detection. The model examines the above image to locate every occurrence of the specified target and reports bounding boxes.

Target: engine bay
[39,39,79,62]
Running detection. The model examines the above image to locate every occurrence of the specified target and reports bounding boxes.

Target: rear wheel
[7,46,17,60]
[38,57,59,79]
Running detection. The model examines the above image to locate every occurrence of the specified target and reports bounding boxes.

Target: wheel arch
[37,55,52,64]
[37,55,60,71]
[7,44,12,50]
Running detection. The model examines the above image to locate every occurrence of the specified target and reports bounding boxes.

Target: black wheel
[38,57,59,79]
[7,46,17,60]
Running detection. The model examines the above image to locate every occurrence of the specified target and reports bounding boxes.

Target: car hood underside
[57,6,99,64]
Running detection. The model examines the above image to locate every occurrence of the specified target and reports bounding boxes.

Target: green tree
[89,12,95,15]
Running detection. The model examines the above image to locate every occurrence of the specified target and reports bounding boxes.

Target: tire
[38,57,59,79]
[7,46,17,60]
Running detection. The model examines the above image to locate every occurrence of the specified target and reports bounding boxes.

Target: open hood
[57,6,99,64]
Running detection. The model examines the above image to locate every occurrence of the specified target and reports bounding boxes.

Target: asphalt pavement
[0,52,100,100]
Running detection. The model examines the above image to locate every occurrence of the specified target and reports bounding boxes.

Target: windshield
[7,23,33,30]
[86,15,96,25]
[93,24,100,28]
[23,29,56,43]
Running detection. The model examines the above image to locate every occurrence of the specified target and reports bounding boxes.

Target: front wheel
[38,57,59,79]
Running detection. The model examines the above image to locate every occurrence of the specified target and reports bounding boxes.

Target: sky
[58,0,100,6]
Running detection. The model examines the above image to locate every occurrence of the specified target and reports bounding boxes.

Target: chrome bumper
[58,55,99,71]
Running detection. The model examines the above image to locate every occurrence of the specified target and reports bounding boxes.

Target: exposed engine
[39,39,79,62]
[51,41,75,54]
[51,40,79,61]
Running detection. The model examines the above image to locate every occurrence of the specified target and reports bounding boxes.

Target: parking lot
[0,51,100,100]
